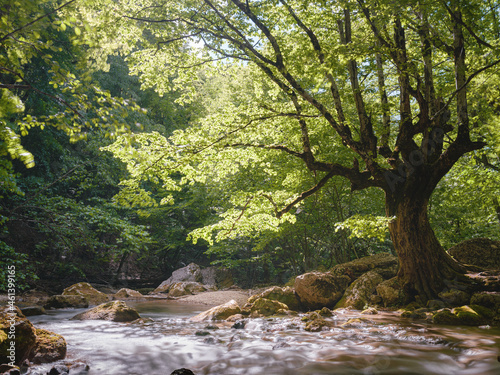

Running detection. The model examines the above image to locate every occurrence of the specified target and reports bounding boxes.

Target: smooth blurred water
[26,302,500,375]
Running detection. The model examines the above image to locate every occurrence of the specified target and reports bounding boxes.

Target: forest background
[1,0,499,294]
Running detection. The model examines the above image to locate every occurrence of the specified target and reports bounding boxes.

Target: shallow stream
[27,301,500,375]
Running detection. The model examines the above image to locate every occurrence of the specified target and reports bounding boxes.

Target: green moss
[401,310,426,319]
[432,309,460,325]
[405,302,421,311]
[469,305,495,319]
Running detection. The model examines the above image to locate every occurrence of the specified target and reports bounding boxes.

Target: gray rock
[201,266,233,289]
[168,281,207,297]
[154,263,203,293]
[294,272,351,310]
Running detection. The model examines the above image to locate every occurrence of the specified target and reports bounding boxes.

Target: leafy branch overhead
[96,0,499,242]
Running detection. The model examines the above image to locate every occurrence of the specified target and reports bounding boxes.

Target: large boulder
[376,277,405,307]
[294,272,351,310]
[44,295,89,309]
[330,253,398,280]
[201,266,234,289]
[336,271,384,310]
[29,328,67,364]
[62,282,109,305]
[113,288,144,299]
[470,291,500,311]
[448,238,500,269]
[0,306,37,365]
[21,306,46,317]
[432,305,496,326]
[190,300,241,322]
[154,263,203,293]
[246,286,301,311]
[249,298,289,316]
[168,282,207,297]
[71,301,140,322]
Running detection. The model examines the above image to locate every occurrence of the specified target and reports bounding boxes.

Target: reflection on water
[27,303,500,375]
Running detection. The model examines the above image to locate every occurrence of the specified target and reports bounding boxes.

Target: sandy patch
[174,290,251,307]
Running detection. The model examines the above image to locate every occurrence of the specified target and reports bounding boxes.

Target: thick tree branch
[279,0,348,130]
[338,9,377,157]
[0,0,77,44]
[1,66,84,118]
[440,0,495,50]
[276,171,336,218]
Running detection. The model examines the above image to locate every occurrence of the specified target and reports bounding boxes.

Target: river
[26,300,500,375]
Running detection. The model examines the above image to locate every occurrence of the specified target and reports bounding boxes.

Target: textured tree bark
[386,191,468,303]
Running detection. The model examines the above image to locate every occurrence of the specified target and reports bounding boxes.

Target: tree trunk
[386,191,467,303]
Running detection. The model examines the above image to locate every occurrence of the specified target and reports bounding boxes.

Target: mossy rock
[452,306,487,325]
[470,292,500,310]
[294,272,351,310]
[438,289,470,306]
[301,311,321,322]
[432,305,494,326]
[318,307,333,316]
[469,305,495,319]
[404,302,422,311]
[21,306,46,317]
[0,306,37,365]
[246,286,301,311]
[335,271,383,310]
[29,328,67,364]
[330,253,398,279]
[304,317,334,332]
[447,238,500,269]
[71,301,141,322]
[401,310,427,319]
[44,295,89,309]
[62,282,110,305]
[376,277,405,307]
[249,297,289,316]
[114,288,144,299]
[432,309,461,325]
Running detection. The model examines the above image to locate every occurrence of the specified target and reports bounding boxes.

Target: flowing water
[27,301,500,375]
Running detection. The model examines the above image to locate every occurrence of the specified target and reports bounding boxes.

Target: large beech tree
[95,0,499,302]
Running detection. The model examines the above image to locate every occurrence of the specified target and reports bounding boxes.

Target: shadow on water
[27,303,500,375]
